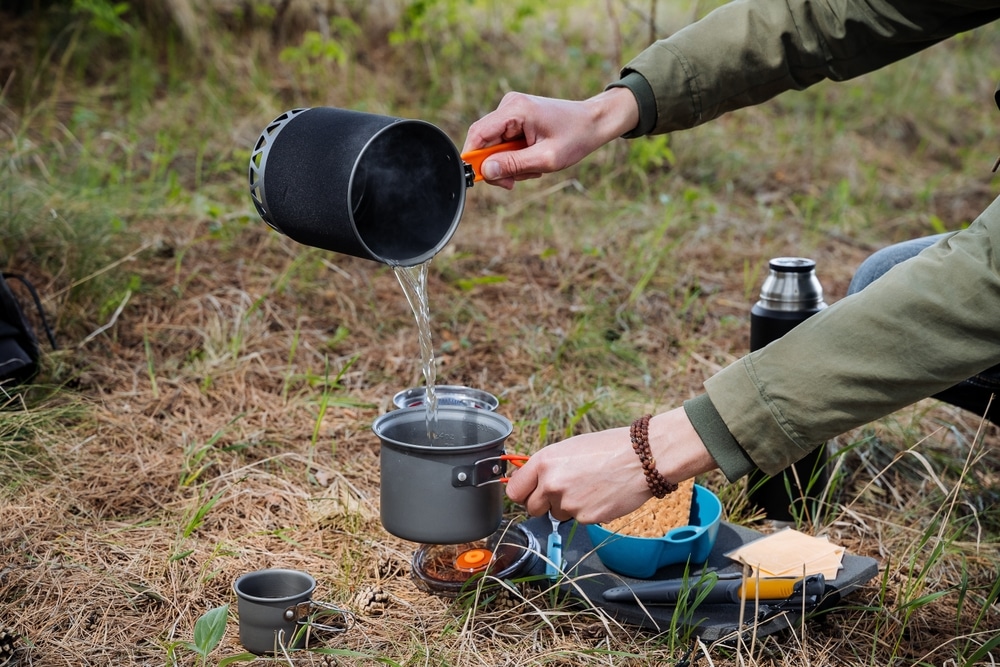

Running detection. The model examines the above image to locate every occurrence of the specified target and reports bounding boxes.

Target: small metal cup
[232,569,352,655]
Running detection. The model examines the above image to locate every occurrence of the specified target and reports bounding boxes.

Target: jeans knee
[847,234,948,295]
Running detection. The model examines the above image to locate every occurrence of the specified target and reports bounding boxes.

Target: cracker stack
[601,478,695,538]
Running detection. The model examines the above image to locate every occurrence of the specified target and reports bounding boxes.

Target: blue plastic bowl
[584,484,723,579]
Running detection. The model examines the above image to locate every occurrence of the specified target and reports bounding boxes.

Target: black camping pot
[374,406,514,544]
[248,107,471,266]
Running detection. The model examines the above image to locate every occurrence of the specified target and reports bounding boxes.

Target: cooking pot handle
[460,139,529,183]
[451,453,528,487]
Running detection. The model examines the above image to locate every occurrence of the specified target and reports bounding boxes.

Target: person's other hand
[462,87,639,189]
[504,407,718,524]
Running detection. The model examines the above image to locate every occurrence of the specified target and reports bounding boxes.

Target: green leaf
[183,487,227,538]
[897,589,952,611]
[964,634,1000,667]
[192,604,230,658]
[218,652,258,666]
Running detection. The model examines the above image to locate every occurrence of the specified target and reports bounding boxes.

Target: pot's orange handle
[461,139,529,182]
[498,454,530,483]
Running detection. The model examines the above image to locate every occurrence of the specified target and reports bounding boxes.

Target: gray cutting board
[521,518,879,644]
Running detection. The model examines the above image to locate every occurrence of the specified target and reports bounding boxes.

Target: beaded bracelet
[630,414,678,499]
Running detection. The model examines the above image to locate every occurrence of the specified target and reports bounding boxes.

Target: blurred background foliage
[2,0,999,348]
[2,0,670,328]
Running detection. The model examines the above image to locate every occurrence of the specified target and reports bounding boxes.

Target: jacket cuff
[605,71,657,138]
[683,393,756,481]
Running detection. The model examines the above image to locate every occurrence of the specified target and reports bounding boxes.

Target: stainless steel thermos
[746,257,829,521]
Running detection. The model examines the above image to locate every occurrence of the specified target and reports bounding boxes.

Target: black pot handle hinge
[452,454,508,488]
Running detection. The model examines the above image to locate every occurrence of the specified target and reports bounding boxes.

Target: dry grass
[2,2,1000,665]
[3,208,998,665]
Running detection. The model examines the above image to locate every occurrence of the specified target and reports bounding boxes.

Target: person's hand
[462,87,640,189]
[505,407,718,524]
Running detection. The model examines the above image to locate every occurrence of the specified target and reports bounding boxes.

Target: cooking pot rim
[348,118,467,267]
[373,405,512,453]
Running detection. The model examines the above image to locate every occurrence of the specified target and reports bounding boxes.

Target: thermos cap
[757,257,826,311]
[768,257,815,273]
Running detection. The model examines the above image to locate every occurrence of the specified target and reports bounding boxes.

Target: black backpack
[0,272,57,387]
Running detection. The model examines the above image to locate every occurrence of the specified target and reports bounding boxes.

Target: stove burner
[454,548,493,573]
[410,520,539,597]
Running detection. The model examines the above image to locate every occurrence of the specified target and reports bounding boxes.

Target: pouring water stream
[393,262,439,439]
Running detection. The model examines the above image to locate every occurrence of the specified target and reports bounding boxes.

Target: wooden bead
[630,414,678,499]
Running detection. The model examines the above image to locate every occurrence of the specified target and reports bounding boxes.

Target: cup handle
[283,600,356,633]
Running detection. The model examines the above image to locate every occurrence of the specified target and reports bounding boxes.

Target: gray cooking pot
[374,406,513,544]
[248,107,471,266]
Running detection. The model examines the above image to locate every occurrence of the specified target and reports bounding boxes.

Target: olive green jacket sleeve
[708,203,1000,475]
[610,0,1000,479]
[616,0,1000,135]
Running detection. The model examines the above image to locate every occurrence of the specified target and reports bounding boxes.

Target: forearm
[703,196,1000,475]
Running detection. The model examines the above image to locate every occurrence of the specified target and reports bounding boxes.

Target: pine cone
[353,584,390,616]
[487,587,519,611]
[0,628,19,666]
